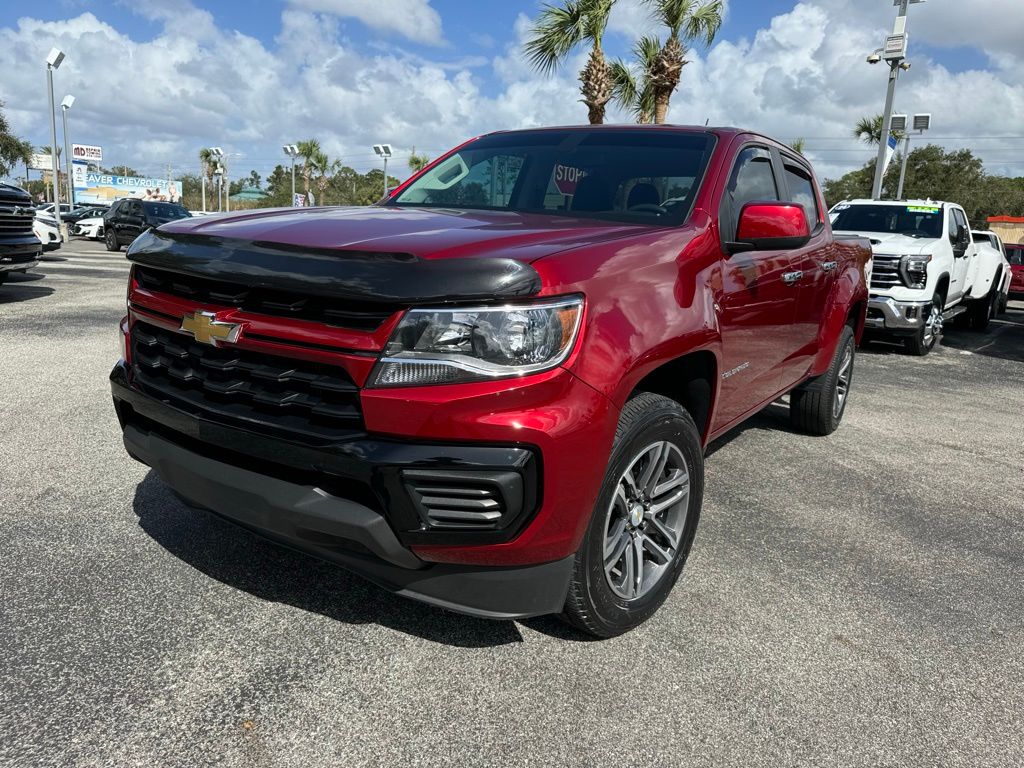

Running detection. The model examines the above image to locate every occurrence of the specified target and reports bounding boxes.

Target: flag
[881,133,900,177]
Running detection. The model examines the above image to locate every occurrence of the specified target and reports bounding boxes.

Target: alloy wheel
[833,343,853,419]
[922,302,942,348]
[603,441,690,601]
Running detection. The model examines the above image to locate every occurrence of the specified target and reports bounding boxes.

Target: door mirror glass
[729,201,811,254]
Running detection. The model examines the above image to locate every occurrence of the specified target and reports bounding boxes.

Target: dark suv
[103,199,191,251]
[0,182,41,286]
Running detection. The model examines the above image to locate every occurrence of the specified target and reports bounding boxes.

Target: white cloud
[1,1,1022,190]
[286,0,445,46]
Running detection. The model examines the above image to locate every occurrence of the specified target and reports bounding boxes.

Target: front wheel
[105,228,121,252]
[790,325,855,436]
[904,294,943,356]
[561,393,704,638]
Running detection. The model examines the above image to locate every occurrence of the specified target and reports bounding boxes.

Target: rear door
[779,154,835,380]
[713,144,805,429]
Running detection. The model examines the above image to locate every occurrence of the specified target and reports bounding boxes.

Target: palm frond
[524,0,588,74]
[684,0,723,46]
[609,59,639,111]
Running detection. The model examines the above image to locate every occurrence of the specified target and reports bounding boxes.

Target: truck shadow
[132,472,588,646]
[0,272,54,304]
[940,304,1024,363]
[704,402,793,459]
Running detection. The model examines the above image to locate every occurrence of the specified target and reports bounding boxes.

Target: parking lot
[1,238,1022,767]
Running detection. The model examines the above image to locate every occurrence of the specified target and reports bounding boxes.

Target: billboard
[75,172,180,205]
[29,154,54,171]
[72,144,103,162]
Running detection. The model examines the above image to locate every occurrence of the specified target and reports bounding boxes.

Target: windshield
[392,129,716,226]
[831,203,943,238]
[143,202,190,219]
[1007,245,1024,266]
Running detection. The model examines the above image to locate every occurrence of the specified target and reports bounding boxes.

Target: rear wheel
[966,291,995,330]
[790,325,855,436]
[904,294,942,356]
[561,393,703,638]
[105,228,120,252]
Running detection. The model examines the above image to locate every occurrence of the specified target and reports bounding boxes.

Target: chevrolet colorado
[112,126,870,636]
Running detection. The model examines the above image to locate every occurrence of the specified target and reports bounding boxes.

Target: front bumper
[121,420,573,619]
[865,295,931,334]
[0,240,42,272]
[110,360,605,618]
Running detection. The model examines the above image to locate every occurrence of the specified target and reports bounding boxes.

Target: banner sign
[293,193,306,207]
[74,172,180,205]
[881,134,899,178]
[29,154,54,171]
[72,144,103,162]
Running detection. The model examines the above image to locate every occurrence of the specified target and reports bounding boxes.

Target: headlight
[900,253,931,288]
[370,296,584,387]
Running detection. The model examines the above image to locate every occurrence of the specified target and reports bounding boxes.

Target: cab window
[783,162,819,229]
[725,146,778,235]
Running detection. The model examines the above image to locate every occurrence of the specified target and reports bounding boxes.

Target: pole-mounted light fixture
[45,48,66,234]
[373,144,394,199]
[283,144,300,203]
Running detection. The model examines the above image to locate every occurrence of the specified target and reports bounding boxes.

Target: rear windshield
[831,203,943,238]
[392,129,717,226]
[1007,245,1024,266]
[143,202,190,219]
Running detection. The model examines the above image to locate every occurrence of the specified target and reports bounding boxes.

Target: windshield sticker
[907,206,940,214]
[833,204,850,211]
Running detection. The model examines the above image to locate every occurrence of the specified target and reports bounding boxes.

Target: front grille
[134,266,398,332]
[131,321,364,440]
[870,254,902,289]
[0,211,35,238]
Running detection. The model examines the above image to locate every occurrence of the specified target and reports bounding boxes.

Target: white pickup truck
[830,199,999,355]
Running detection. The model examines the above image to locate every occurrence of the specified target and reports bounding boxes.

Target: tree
[525,0,616,125]
[311,150,341,206]
[265,164,290,197]
[790,138,806,155]
[105,164,138,177]
[610,36,661,123]
[295,139,321,205]
[247,170,261,189]
[198,148,216,210]
[408,147,431,173]
[646,0,723,124]
[0,100,32,179]
[853,114,904,147]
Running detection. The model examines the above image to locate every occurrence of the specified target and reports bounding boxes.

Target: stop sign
[554,164,586,195]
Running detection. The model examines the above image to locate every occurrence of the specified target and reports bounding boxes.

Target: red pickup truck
[112,126,870,636]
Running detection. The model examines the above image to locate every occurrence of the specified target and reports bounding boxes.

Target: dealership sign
[74,172,180,205]
[72,144,103,162]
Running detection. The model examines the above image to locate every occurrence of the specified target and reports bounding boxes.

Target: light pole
[896,113,931,200]
[868,0,925,200]
[60,94,75,206]
[45,47,65,235]
[373,144,393,199]
[283,144,299,204]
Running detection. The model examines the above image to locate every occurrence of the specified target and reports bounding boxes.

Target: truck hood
[833,230,935,255]
[159,205,650,263]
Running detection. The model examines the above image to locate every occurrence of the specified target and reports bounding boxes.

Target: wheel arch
[627,349,718,445]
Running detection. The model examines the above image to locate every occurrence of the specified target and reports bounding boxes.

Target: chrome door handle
[782,271,803,285]
[820,261,838,272]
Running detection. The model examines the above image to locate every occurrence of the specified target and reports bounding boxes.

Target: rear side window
[783,163,819,228]
[1008,246,1024,266]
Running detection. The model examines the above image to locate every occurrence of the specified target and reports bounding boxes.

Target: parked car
[112,125,870,637]
[971,230,1011,317]
[831,199,994,353]
[1007,243,1024,300]
[103,199,191,251]
[71,216,105,240]
[33,212,62,252]
[0,182,41,285]
[63,205,109,226]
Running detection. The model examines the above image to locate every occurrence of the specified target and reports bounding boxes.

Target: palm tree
[0,100,32,178]
[790,138,806,154]
[408,147,431,173]
[198,148,216,210]
[295,139,321,205]
[524,0,616,125]
[854,115,904,146]
[646,0,723,124]
[311,150,341,206]
[610,35,661,123]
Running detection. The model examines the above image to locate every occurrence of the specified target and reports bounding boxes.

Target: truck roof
[838,198,954,208]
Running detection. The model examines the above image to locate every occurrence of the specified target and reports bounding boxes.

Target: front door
[713,144,805,430]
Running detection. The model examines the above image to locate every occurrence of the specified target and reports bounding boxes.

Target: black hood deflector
[126,229,542,305]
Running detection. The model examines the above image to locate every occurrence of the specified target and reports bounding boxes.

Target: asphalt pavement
[1,239,1022,767]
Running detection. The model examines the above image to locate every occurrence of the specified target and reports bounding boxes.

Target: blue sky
[2,0,1023,185]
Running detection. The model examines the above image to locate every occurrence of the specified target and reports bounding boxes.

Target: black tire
[561,392,704,638]
[105,228,120,252]
[0,272,8,285]
[966,291,994,331]
[790,325,855,436]
[904,293,942,356]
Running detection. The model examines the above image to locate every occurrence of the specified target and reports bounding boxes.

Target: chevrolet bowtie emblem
[180,311,242,346]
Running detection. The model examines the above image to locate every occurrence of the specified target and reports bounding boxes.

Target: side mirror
[728,202,811,254]
[953,224,969,255]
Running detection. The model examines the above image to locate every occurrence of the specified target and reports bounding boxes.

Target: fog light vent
[403,469,523,531]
